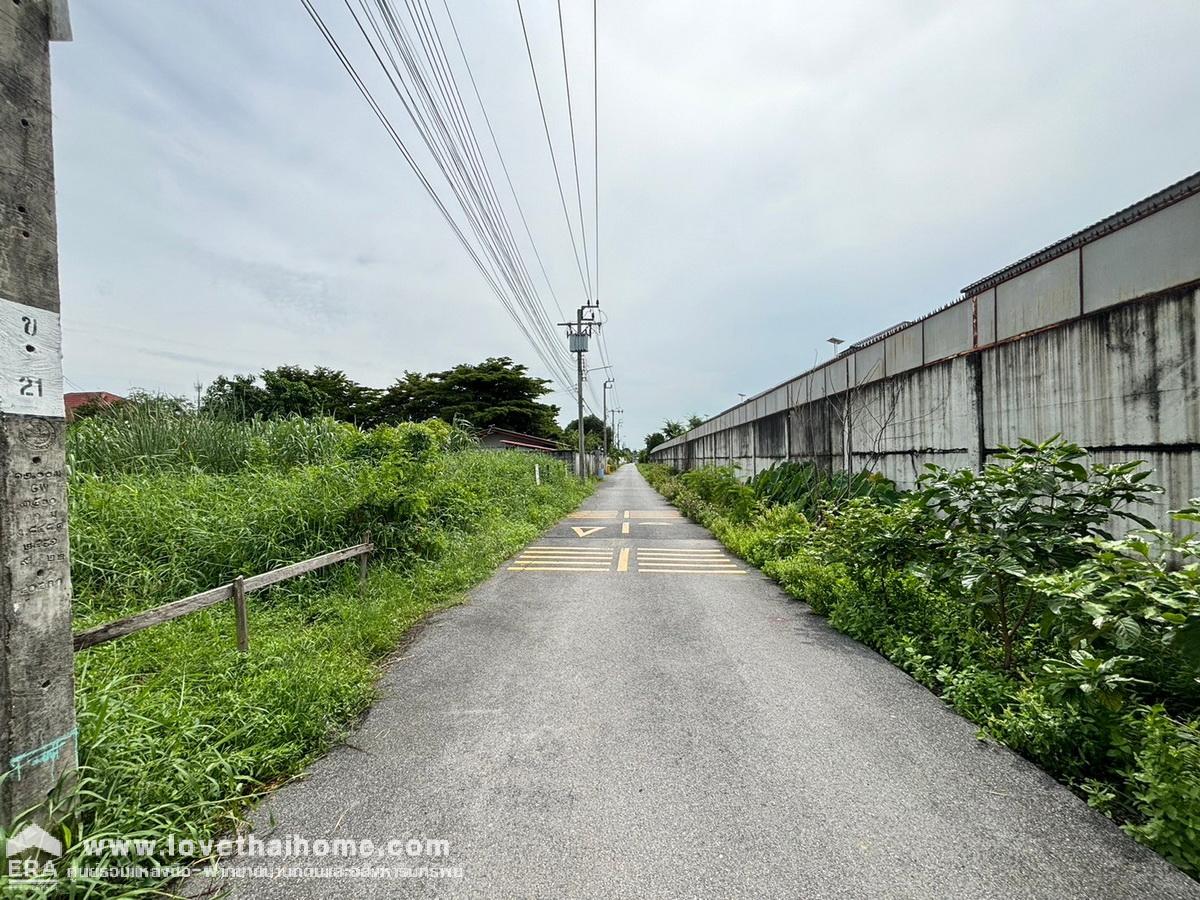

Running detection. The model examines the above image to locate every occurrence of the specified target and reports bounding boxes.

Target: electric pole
[575,307,584,477]
[1,0,77,830]
[602,378,613,469]
[562,306,599,479]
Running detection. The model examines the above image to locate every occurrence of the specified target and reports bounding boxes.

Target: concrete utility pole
[1,0,77,830]
[575,307,585,477]
[562,306,599,479]
[602,378,613,467]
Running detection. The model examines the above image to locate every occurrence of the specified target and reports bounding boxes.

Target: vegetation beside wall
[641,442,1200,879]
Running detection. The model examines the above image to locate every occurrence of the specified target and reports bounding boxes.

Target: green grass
[3,415,592,898]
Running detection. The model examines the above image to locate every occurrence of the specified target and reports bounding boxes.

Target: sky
[50,0,1200,446]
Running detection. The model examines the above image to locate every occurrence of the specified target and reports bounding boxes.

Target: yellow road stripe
[638,571,748,578]
[638,564,741,570]
[636,548,724,553]
[637,551,726,556]
[622,522,630,535]
[521,550,612,556]
[518,554,614,561]
[508,566,611,572]
[521,550,612,554]
[523,548,613,553]
[624,510,630,519]
[635,569,747,575]
[567,511,618,519]
[519,557,612,562]
[617,548,629,572]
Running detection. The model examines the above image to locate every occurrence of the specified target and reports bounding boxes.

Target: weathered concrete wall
[651,175,1200,529]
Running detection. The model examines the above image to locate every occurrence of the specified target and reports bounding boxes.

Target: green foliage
[751,460,898,515]
[563,414,613,453]
[662,419,686,439]
[25,417,593,898]
[640,444,1200,879]
[1123,710,1200,874]
[201,357,562,436]
[376,357,561,436]
[68,400,352,476]
[204,365,380,423]
[916,436,1161,670]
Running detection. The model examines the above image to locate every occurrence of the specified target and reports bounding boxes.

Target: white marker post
[0,1,78,830]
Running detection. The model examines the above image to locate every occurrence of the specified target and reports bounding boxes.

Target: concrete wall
[650,176,1200,529]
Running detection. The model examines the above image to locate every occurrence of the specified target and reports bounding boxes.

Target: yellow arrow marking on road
[572,526,607,537]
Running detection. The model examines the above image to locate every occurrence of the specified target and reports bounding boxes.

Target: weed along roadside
[640,441,1200,881]
[11,413,593,898]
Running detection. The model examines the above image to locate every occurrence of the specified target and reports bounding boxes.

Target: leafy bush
[751,460,898,515]
[916,437,1161,671]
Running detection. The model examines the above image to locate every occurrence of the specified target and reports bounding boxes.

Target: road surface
[208,465,1199,899]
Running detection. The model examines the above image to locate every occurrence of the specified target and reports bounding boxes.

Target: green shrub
[1124,710,1200,876]
[751,460,898,515]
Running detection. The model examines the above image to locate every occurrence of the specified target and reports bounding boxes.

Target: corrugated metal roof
[961,170,1200,296]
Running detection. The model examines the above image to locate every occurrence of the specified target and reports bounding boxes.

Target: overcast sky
[51,0,1200,444]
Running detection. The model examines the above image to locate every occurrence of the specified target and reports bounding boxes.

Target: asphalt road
[204,465,1200,899]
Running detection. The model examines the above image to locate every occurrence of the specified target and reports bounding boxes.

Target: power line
[346,0,575,389]
[515,0,592,305]
[300,0,575,393]
[555,0,591,301]
[593,0,599,306]
[364,0,571,385]
[440,0,566,322]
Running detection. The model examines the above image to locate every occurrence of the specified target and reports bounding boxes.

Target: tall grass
[67,403,352,475]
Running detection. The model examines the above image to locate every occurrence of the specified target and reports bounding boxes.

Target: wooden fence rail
[73,534,374,652]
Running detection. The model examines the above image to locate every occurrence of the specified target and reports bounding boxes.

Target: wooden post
[1,0,78,830]
[232,576,249,654]
[358,531,371,597]
[535,463,541,486]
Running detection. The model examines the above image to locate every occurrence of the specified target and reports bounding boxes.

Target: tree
[562,414,613,452]
[687,414,704,430]
[204,366,379,423]
[662,419,686,439]
[376,357,561,437]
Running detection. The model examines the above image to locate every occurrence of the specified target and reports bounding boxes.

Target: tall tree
[662,419,686,439]
[563,414,613,452]
[204,366,379,423]
[376,357,561,437]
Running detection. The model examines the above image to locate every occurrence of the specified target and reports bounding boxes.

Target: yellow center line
[622,522,630,535]
[617,548,629,572]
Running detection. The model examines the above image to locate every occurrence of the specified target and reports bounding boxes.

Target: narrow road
[218,465,1199,899]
